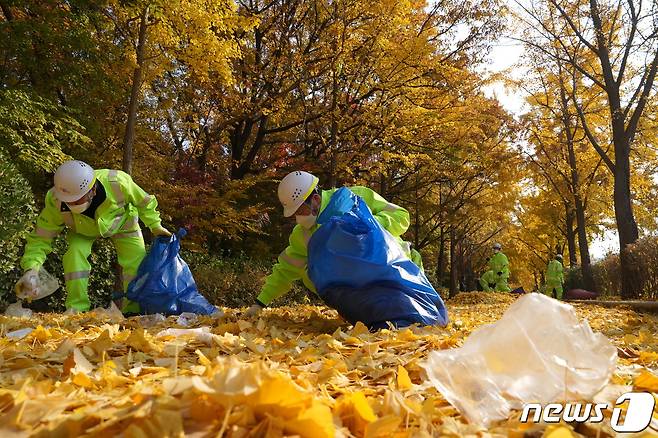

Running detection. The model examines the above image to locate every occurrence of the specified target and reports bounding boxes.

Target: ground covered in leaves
[1,292,658,437]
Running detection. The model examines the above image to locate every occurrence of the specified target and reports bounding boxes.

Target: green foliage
[587,238,658,300]
[566,237,658,300]
[563,266,583,292]
[1,232,120,312]
[0,152,36,276]
[590,255,621,298]
[0,90,90,172]
[184,251,321,308]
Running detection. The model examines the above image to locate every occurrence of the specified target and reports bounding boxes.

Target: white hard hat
[493,242,502,250]
[53,160,96,202]
[278,171,319,217]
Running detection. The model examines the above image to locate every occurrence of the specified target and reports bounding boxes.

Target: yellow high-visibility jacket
[545,259,564,285]
[21,169,162,271]
[489,252,510,280]
[257,186,410,306]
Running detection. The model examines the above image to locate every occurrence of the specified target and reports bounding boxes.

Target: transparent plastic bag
[4,301,33,318]
[15,268,60,302]
[136,313,166,328]
[176,312,198,327]
[422,293,617,427]
[91,301,125,322]
[156,327,213,345]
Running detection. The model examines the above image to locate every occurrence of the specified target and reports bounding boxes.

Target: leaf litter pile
[1,292,658,437]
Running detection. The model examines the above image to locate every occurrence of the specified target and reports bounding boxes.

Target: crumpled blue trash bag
[307,187,448,330]
[127,228,217,315]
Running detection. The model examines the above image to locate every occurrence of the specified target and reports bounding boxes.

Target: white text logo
[520,392,655,433]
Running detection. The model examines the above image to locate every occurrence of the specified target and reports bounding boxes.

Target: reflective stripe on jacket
[21,169,161,271]
[257,186,411,306]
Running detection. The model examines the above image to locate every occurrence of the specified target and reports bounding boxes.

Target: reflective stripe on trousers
[35,226,59,239]
[64,270,91,281]
[112,229,142,239]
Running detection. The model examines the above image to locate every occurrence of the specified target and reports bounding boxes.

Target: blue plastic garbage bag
[127,228,217,315]
[307,187,448,329]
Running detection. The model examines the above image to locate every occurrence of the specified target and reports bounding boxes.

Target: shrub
[0,155,36,309]
[581,236,658,299]
[625,237,658,300]
[184,250,322,308]
[590,253,620,298]
[563,266,583,292]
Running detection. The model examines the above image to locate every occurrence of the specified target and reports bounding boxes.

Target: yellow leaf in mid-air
[397,365,412,390]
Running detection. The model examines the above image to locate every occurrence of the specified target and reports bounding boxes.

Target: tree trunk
[413,174,420,248]
[565,124,595,291]
[614,144,640,298]
[0,2,14,21]
[328,58,338,187]
[378,172,387,198]
[232,116,268,180]
[436,227,446,286]
[449,227,458,298]
[122,6,150,175]
[198,125,212,173]
[574,197,596,291]
[229,119,253,179]
[564,205,577,267]
[463,250,475,291]
[558,63,596,291]
[587,0,641,298]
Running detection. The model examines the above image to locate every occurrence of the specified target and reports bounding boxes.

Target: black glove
[497,271,503,276]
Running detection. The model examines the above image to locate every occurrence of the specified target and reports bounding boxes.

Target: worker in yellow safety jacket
[245,170,422,316]
[545,254,564,299]
[478,258,496,292]
[17,160,170,313]
[488,242,511,292]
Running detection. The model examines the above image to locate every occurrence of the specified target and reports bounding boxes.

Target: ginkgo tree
[518,44,613,292]
[516,0,658,298]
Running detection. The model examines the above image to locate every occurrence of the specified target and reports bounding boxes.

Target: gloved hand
[244,303,263,317]
[15,268,40,299]
[497,271,503,276]
[152,226,172,237]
